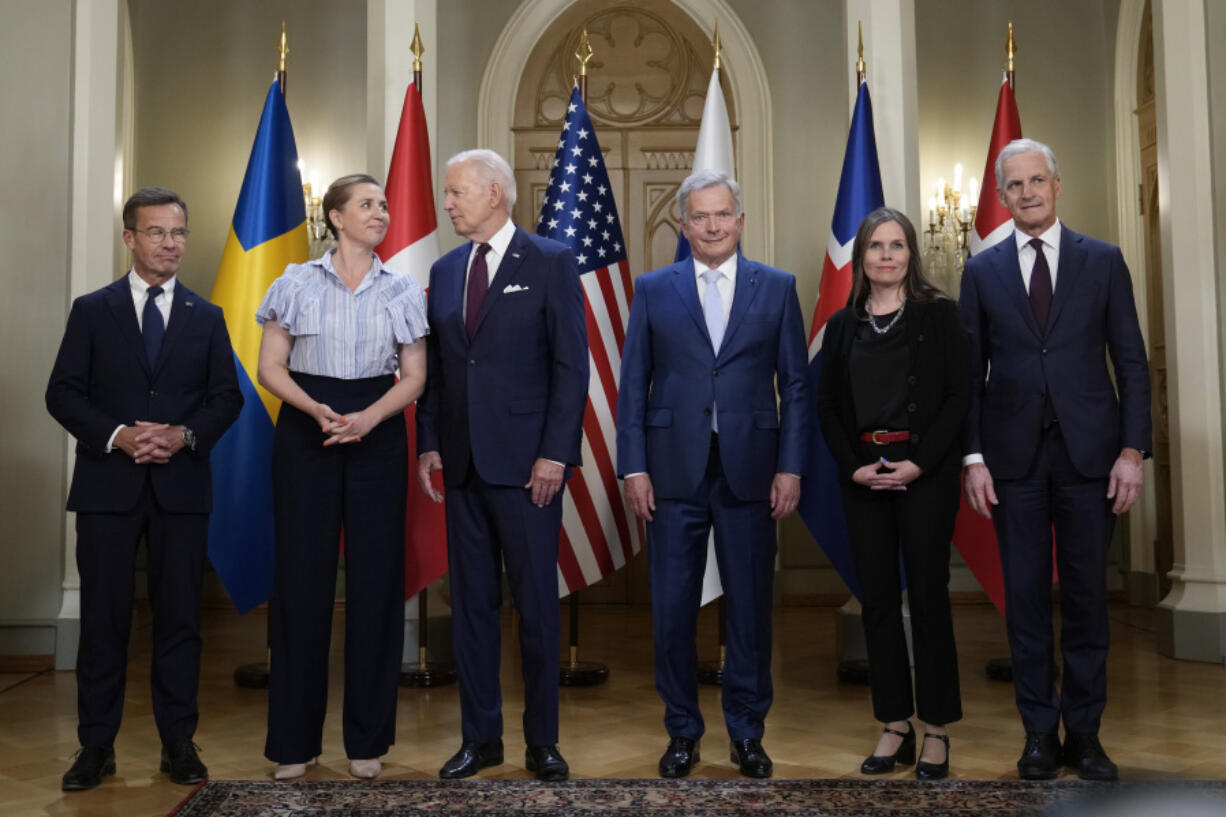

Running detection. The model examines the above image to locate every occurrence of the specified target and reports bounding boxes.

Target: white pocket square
[503,284,530,293]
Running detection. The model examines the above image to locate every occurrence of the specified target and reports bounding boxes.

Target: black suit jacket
[959,226,1151,479]
[817,297,970,480]
[416,226,589,488]
[46,276,243,514]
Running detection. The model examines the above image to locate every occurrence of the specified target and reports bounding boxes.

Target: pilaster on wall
[1152,0,1226,663]
[59,0,125,669]
[366,0,438,180]
[843,0,920,222]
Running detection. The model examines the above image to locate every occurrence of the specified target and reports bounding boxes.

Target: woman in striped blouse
[255,174,428,781]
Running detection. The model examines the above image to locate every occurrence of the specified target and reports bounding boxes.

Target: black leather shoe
[861,722,915,774]
[658,737,700,778]
[730,738,772,778]
[1063,733,1118,781]
[525,744,569,781]
[161,741,207,785]
[439,739,504,779]
[62,746,116,791]
[1017,732,1062,780]
[915,733,950,781]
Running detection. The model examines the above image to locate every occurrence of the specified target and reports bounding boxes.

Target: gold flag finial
[576,28,594,77]
[856,21,866,81]
[713,19,722,70]
[1006,21,1016,73]
[278,21,289,73]
[411,22,424,72]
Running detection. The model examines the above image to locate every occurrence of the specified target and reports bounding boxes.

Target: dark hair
[122,187,187,230]
[846,206,946,315]
[322,173,381,240]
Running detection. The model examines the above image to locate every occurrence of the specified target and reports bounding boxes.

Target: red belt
[859,429,911,445]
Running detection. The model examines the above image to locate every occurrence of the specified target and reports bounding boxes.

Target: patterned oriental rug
[168,778,1226,817]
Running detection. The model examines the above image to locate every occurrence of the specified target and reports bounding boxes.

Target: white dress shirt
[693,254,737,324]
[107,270,177,451]
[462,216,517,314]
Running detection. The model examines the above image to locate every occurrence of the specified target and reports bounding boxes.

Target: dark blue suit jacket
[45,276,243,514]
[616,254,808,501]
[960,225,1151,480]
[416,226,589,487]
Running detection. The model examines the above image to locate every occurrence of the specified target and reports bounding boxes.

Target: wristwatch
[179,425,197,452]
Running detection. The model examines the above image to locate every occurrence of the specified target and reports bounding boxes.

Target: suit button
[912,432,921,443]
[704,408,712,416]
[907,375,917,385]
[1041,348,1048,355]
[907,403,917,413]
[712,369,720,376]
[149,389,158,397]
[918,333,925,341]
[469,359,476,366]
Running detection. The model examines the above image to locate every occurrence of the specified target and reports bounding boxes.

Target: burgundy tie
[465,243,492,337]
[1028,237,1053,329]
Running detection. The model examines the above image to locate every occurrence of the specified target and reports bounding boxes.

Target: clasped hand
[314,402,375,446]
[852,458,922,491]
[115,421,184,464]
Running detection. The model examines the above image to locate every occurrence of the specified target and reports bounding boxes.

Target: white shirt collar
[1013,218,1062,253]
[692,253,738,282]
[481,217,517,258]
[128,268,176,297]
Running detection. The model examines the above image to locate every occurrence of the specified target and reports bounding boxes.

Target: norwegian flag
[536,86,642,596]
[372,81,447,601]
[969,74,1022,256]
[797,79,884,599]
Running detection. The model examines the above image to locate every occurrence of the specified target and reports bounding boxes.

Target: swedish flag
[208,80,308,613]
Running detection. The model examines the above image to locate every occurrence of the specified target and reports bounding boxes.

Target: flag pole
[234,24,294,690]
[697,20,727,688]
[560,28,609,687]
[398,24,456,688]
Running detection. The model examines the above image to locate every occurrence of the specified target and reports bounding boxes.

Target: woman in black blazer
[817,207,969,780]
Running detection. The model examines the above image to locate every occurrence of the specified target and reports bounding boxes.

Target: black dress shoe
[658,737,700,778]
[1063,733,1119,781]
[62,746,116,791]
[729,738,772,778]
[525,744,569,781]
[1017,731,1062,780]
[915,733,950,781]
[861,722,915,774]
[439,739,504,779]
[161,741,207,785]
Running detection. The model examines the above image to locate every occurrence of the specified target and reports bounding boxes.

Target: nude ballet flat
[348,758,382,779]
[274,762,308,780]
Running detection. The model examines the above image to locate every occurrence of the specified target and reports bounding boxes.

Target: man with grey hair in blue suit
[617,170,808,779]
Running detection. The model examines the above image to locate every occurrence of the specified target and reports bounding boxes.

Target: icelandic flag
[207,80,309,613]
[674,67,734,605]
[797,79,884,600]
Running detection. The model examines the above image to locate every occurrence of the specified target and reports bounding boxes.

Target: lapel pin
[185,301,194,307]
[511,252,521,259]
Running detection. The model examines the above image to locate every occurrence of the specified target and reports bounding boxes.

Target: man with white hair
[416,149,588,782]
[961,138,1151,781]
[617,170,807,779]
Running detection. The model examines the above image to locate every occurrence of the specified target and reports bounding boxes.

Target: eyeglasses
[686,211,737,227]
[135,227,190,244]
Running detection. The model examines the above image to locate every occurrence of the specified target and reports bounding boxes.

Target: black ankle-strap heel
[915,732,950,780]
[860,722,915,774]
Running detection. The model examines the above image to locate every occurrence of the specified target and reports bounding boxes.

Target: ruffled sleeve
[384,278,429,345]
[255,269,320,335]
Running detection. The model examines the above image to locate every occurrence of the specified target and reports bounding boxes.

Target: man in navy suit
[416,150,587,782]
[46,187,243,791]
[960,139,1151,781]
[617,171,808,779]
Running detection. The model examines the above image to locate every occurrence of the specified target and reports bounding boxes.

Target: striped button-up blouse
[256,249,428,379]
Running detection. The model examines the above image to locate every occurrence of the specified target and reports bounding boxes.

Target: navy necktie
[143,285,166,366]
[1028,238,1052,329]
[465,243,492,337]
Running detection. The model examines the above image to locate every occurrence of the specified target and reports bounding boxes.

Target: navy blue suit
[417,225,587,746]
[46,276,242,747]
[960,225,1150,736]
[617,255,807,741]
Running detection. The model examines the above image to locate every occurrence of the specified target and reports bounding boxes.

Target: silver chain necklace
[867,299,905,335]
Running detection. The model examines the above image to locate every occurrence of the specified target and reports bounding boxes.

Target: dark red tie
[1028,237,1053,329]
[465,243,492,337]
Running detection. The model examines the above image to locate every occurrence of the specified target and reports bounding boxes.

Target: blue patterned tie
[703,268,725,432]
[143,285,165,367]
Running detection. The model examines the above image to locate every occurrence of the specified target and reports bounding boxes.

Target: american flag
[536,86,642,596]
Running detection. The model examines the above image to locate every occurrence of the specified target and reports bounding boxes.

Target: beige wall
[917,0,1121,245]
[128,0,366,296]
[0,0,75,650]
[1209,0,1226,520]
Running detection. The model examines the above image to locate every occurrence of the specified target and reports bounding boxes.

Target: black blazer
[817,297,969,480]
[46,277,243,514]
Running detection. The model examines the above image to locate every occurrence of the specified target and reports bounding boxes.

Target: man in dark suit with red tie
[960,139,1151,781]
[416,149,588,782]
[46,187,243,791]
